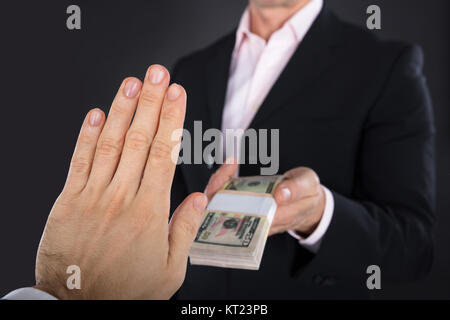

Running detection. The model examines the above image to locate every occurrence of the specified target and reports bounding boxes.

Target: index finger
[274,168,321,205]
[204,159,238,200]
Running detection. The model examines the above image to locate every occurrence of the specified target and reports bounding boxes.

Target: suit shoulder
[338,19,422,66]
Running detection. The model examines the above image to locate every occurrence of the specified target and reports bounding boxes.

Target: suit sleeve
[313,45,436,283]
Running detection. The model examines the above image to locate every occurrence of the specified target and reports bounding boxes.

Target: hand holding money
[205,165,325,239]
[271,167,325,237]
[191,170,283,270]
[34,66,208,299]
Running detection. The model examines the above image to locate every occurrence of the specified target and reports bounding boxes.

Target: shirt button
[313,274,337,286]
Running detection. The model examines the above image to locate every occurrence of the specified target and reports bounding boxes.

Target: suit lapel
[205,33,236,130]
[249,7,342,128]
[179,34,236,194]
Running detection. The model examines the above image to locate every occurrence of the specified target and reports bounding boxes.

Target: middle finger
[112,65,170,193]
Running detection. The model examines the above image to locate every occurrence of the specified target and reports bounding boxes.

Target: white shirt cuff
[2,287,58,300]
[287,185,334,253]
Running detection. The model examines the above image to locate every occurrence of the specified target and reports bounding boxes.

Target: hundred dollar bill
[220,175,284,197]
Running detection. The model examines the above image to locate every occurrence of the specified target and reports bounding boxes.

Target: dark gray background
[0,0,448,299]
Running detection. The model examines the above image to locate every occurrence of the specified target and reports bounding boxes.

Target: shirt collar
[234,9,251,55]
[234,0,323,54]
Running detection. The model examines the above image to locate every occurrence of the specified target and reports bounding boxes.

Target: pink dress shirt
[221,0,333,253]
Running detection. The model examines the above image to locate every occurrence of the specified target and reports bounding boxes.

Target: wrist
[293,187,326,237]
[294,219,320,238]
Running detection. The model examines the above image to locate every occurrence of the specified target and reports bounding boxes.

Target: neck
[249,0,311,41]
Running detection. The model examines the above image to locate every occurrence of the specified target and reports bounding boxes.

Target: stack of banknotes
[189,175,283,270]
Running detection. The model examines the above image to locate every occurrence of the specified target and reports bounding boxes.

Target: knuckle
[105,189,127,214]
[305,172,319,187]
[140,89,161,105]
[303,168,319,182]
[70,157,90,175]
[150,139,172,161]
[178,220,198,238]
[78,133,95,146]
[96,138,122,157]
[301,166,315,176]
[287,166,308,177]
[126,129,150,151]
[296,179,312,194]
[291,168,319,191]
[311,171,321,185]
[111,102,129,115]
[161,105,182,123]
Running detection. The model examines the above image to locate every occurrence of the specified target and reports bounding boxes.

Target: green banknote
[195,211,262,247]
[190,175,279,270]
[222,175,283,195]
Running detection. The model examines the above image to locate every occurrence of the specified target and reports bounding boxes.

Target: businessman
[3,65,209,299]
[171,0,436,298]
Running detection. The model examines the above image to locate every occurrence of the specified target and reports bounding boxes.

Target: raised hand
[35,65,207,299]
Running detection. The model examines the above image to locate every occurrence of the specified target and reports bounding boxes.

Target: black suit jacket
[170,7,435,299]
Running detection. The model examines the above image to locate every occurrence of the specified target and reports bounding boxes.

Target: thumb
[168,192,208,268]
[204,158,238,200]
[274,168,320,205]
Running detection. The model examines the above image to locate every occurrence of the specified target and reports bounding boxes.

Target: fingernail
[148,66,165,84]
[124,79,140,98]
[168,84,181,100]
[281,187,291,202]
[194,194,207,211]
[89,110,102,127]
